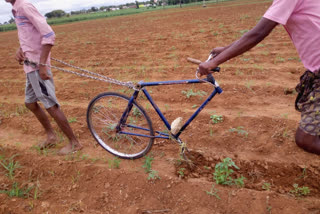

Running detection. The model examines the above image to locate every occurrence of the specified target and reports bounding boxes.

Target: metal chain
[24,58,140,91]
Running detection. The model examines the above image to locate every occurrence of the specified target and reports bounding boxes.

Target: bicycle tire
[87,92,154,159]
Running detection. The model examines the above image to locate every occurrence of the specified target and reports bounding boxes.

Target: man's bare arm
[199,18,278,75]
[39,44,53,80]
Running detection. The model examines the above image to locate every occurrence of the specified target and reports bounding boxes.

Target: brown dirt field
[1,0,320,213]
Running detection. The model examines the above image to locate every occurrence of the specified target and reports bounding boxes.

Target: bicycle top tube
[138,75,221,92]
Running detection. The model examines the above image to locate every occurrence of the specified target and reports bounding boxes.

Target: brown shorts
[296,70,320,136]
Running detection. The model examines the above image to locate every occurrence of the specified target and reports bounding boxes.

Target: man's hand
[211,47,226,56]
[198,60,218,76]
[39,65,51,80]
[15,48,25,64]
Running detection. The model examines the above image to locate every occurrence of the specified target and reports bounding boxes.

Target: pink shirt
[12,0,55,73]
[263,0,320,72]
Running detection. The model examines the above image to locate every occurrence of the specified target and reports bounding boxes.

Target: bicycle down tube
[117,76,223,140]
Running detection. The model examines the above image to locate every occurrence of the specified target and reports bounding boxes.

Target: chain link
[24,58,140,91]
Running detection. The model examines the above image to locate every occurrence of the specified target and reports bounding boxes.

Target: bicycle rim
[87,92,154,159]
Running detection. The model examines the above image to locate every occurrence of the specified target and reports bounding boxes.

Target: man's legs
[295,127,320,155]
[25,70,82,154]
[25,102,57,147]
[46,105,82,155]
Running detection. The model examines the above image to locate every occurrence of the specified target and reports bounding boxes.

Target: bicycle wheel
[87,92,154,159]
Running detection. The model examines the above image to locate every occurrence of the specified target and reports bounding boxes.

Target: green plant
[142,155,160,181]
[281,113,289,119]
[205,184,221,200]
[71,170,81,184]
[239,29,249,35]
[274,56,285,63]
[297,167,307,180]
[235,69,244,76]
[210,114,223,124]
[288,57,300,61]
[282,128,289,138]
[0,154,21,180]
[68,117,77,123]
[48,170,55,176]
[145,103,151,111]
[245,80,255,90]
[213,157,245,187]
[240,14,250,20]
[229,126,248,137]
[132,107,142,117]
[177,168,186,178]
[234,176,246,187]
[262,182,271,191]
[33,179,40,200]
[267,206,272,213]
[56,130,65,143]
[147,170,160,180]
[290,184,310,197]
[164,104,170,111]
[181,89,207,99]
[254,64,264,71]
[81,154,89,161]
[108,157,121,169]
[210,127,214,136]
[15,105,29,116]
[31,145,49,156]
[90,157,100,163]
[0,182,32,198]
[142,155,154,173]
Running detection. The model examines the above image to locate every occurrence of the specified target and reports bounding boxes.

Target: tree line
[44,0,214,18]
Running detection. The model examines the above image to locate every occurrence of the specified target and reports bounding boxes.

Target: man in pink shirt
[6,0,82,155]
[199,0,320,155]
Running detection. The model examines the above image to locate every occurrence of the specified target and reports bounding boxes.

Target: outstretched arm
[199,17,278,75]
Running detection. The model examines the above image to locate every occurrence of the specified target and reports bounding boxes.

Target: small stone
[41,202,50,209]
[104,183,110,189]
[192,173,199,178]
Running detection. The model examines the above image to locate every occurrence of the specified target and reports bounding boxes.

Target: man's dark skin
[199,17,320,155]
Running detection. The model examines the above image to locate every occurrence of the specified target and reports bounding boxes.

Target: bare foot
[57,143,83,155]
[38,135,57,149]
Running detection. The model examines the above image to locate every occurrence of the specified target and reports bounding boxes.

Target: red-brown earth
[0,0,320,213]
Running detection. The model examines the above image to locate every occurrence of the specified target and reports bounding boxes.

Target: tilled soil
[1,0,320,213]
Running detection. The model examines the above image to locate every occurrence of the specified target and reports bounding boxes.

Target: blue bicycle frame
[117,74,223,144]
